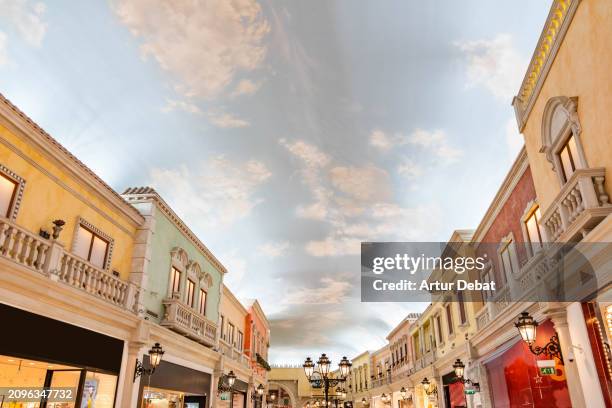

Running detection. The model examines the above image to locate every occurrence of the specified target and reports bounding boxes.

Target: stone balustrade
[0,218,139,312]
[541,168,611,242]
[161,297,217,347]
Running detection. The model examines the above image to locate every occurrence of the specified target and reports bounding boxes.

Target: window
[74,225,109,268]
[237,331,244,350]
[186,279,195,307]
[500,240,519,281]
[436,314,443,343]
[457,291,467,324]
[0,173,18,218]
[559,134,579,182]
[220,315,225,339]
[198,289,207,314]
[481,265,493,300]
[228,323,235,344]
[525,207,543,253]
[446,304,454,335]
[170,267,182,294]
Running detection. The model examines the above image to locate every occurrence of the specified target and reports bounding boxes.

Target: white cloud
[283,277,352,305]
[207,111,250,128]
[258,241,290,258]
[455,34,526,101]
[219,249,247,287]
[369,129,404,152]
[231,79,261,98]
[161,99,202,115]
[409,128,463,161]
[0,0,47,46]
[280,138,442,257]
[149,155,271,228]
[113,0,270,99]
[505,117,523,159]
[397,159,423,178]
[0,32,8,66]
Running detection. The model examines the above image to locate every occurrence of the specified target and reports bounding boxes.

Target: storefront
[442,372,465,408]
[0,303,123,407]
[483,320,571,408]
[217,378,248,408]
[137,358,211,408]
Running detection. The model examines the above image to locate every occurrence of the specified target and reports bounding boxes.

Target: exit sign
[540,367,555,376]
[464,389,476,395]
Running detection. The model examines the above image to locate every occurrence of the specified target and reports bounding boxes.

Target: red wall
[476,166,537,287]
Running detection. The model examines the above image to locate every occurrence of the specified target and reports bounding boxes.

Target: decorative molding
[0,163,25,221]
[0,93,144,226]
[71,216,115,270]
[123,187,227,274]
[512,0,582,130]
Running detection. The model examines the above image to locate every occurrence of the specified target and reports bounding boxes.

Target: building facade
[0,93,144,406]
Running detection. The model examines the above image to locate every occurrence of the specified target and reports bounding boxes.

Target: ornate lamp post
[421,378,438,397]
[515,312,563,363]
[252,384,265,408]
[303,354,352,408]
[134,343,164,382]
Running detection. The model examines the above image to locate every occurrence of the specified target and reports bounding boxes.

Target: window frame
[170,267,182,296]
[445,304,454,336]
[71,218,114,270]
[0,164,25,221]
[186,278,195,307]
[198,288,207,315]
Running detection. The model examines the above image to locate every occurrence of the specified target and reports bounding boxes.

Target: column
[544,305,587,408]
[119,340,146,407]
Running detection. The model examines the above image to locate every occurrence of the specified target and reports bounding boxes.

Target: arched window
[540,96,587,186]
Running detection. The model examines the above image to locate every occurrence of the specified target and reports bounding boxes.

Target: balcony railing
[161,297,217,346]
[0,218,139,312]
[219,338,250,366]
[541,168,612,242]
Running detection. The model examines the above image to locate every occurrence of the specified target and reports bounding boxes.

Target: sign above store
[536,359,556,376]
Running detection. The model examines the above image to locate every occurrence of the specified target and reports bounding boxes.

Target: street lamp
[257,384,265,396]
[452,359,465,379]
[515,312,563,363]
[227,371,237,388]
[421,378,437,397]
[303,354,352,408]
[134,343,164,382]
[400,387,407,399]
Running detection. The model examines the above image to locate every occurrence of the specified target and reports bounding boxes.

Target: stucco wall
[143,205,222,324]
[521,0,612,212]
[0,124,139,279]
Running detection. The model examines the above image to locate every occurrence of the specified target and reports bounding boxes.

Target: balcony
[161,296,217,346]
[219,338,250,367]
[541,168,612,242]
[0,218,139,312]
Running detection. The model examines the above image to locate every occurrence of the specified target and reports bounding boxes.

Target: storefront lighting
[515,312,564,364]
[227,371,237,388]
[361,397,368,406]
[421,378,437,397]
[257,384,265,396]
[400,387,407,399]
[134,343,164,382]
[452,359,465,379]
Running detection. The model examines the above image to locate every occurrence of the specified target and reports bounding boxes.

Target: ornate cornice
[0,93,145,226]
[122,187,227,274]
[512,0,581,131]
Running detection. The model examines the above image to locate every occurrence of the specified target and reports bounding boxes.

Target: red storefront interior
[485,320,571,408]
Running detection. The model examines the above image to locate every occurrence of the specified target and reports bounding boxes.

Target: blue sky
[0,0,550,363]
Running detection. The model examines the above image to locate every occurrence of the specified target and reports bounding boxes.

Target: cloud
[455,34,526,101]
[162,99,203,115]
[258,241,290,258]
[0,32,7,66]
[207,111,250,128]
[283,277,352,305]
[0,0,47,47]
[280,138,442,257]
[219,249,247,287]
[230,79,261,98]
[369,129,405,152]
[409,128,463,161]
[505,116,523,159]
[112,0,270,99]
[149,155,271,228]
[397,159,423,178]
